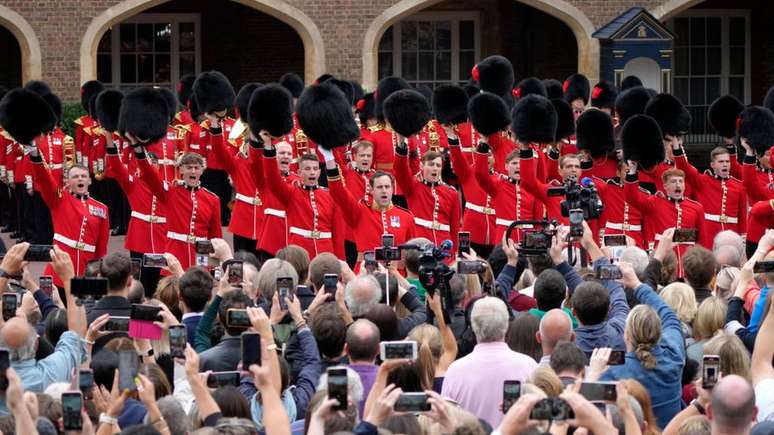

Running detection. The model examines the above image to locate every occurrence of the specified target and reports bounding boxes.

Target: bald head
[538,309,574,355]
[709,374,756,432]
[345,319,380,363]
[0,317,37,362]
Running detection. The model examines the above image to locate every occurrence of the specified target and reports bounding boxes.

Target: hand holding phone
[1,293,17,321]
[327,368,348,411]
[62,392,83,431]
[703,355,720,389]
[118,351,139,392]
[242,332,261,367]
[380,341,418,360]
[169,325,187,359]
[228,261,244,286]
[323,274,338,297]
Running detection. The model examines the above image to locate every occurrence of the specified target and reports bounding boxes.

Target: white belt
[54,233,96,253]
[704,213,738,224]
[48,163,63,169]
[289,226,332,239]
[167,231,206,244]
[495,218,533,228]
[460,147,475,153]
[605,222,642,231]
[414,217,451,232]
[235,193,262,206]
[264,208,286,218]
[465,202,496,215]
[157,159,176,166]
[131,211,167,224]
[189,144,200,150]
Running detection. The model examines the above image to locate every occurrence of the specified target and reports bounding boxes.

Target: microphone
[439,239,453,253]
[580,177,594,187]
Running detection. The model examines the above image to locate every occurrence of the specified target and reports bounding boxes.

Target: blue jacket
[556,259,629,353]
[182,313,203,346]
[601,283,685,429]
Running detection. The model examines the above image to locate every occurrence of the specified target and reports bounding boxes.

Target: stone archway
[650,0,706,21]
[0,5,42,83]
[80,0,325,85]
[361,0,600,90]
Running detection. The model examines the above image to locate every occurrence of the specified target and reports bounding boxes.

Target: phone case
[128,319,163,340]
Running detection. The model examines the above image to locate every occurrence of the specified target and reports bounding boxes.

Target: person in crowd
[536,309,574,365]
[661,282,699,343]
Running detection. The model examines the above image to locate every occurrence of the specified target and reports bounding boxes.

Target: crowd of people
[0,52,772,435]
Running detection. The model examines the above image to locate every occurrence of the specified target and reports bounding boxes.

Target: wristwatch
[0,268,20,280]
[99,413,118,426]
[691,399,706,415]
[139,348,154,357]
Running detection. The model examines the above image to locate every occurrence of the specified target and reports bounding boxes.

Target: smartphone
[364,251,377,274]
[242,332,261,367]
[79,369,94,399]
[226,309,251,328]
[130,304,161,321]
[39,276,53,296]
[608,350,625,365]
[104,316,130,332]
[277,277,294,311]
[595,264,622,280]
[227,261,244,286]
[169,325,187,359]
[580,382,618,402]
[323,274,338,297]
[380,341,418,360]
[196,240,215,255]
[2,293,17,321]
[143,253,167,268]
[458,231,471,256]
[703,355,720,389]
[394,392,431,412]
[382,233,395,249]
[754,261,774,274]
[603,234,627,247]
[530,397,574,421]
[327,368,348,411]
[130,258,142,280]
[457,260,485,275]
[375,247,401,262]
[673,228,698,244]
[0,350,8,390]
[503,380,521,413]
[61,391,83,431]
[118,350,138,392]
[24,244,52,262]
[206,371,241,388]
[70,277,109,297]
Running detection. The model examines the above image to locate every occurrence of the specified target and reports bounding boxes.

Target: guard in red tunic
[576,108,619,181]
[593,161,644,248]
[361,77,411,172]
[707,95,745,179]
[738,107,774,204]
[342,140,376,202]
[747,199,774,257]
[73,81,104,166]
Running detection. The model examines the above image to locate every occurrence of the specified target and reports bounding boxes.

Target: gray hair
[317,366,364,413]
[609,396,644,432]
[148,396,191,435]
[256,259,298,301]
[713,230,746,264]
[471,297,509,343]
[0,328,37,362]
[619,246,649,277]
[345,276,382,317]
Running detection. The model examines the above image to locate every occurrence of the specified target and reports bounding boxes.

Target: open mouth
[77,183,85,189]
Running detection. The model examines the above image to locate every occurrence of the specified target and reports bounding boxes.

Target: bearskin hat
[24,80,52,97]
[247,84,294,138]
[576,108,615,158]
[235,83,261,121]
[42,93,62,125]
[118,88,169,143]
[80,80,105,114]
[472,55,514,99]
[514,77,547,100]
[591,81,617,110]
[329,78,355,106]
[297,83,359,149]
[384,89,431,138]
[645,93,691,137]
[375,76,410,123]
[621,114,665,170]
[0,89,56,145]
[279,72,305,99]
[620,75,643,91]
[739,106,774,156]
[764,86,774,114]
[432,85,469,125]
[158,88,178,125]
[543,79,564,100]
[708,95,744,139]
[95,90,124,132]
[315,74,334,85]
[563,74,590,105]
[552,98,575,142]
[511,95,557,144]
[615,86,653,126]
[177,74,196,107]
[350,80,365,103]
[468,92,510,136]
[356,92,375,125]
[463,83,480,98]
[193,71,235,114]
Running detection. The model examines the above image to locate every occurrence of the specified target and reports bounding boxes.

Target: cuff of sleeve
[743,154,757,165]
[326,166,341,180]
[519,148,533,159]
[549,148,562,161]
[134,150,147,160]
[672,147,685,157]
[476,142,490,154]
[625,173,638,183]
[105,147,119,156]
[30,153,43,164]
[447,137,460,146]
[248,139,264,149]
[395,143,409,157]
[580,159,592,169]
[263,147,277,158]
[209,127,223,135]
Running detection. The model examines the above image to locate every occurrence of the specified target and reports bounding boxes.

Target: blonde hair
[677,415,710,435]
[418,403,483,435]
[660,283,697,324]
[703,333,751,383]
[626,305,661,370]
[530,366,564,397]
[408,324,442,366]
[693,297,727,340]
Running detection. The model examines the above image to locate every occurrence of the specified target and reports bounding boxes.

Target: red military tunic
[487,132,518,174]
[136,150,222,270]
[73,115,96,165]
[32,154,109,286]
[474,151,541,242]
[675,150,747,240]
[361,124,396,172]
[88,126,108,181]
[200,118,236,171]
[394,147,460,246]
[38,129,70,188]
[105,146,167,254]
[519,148,567,224]
[594,177,644,248]
[262,146,344,259]
[748,200,774,245]
[581,156,619,181]
[741,154,774,204]
[146,126,184,183]
[172,110,195,128]
[341,165,375,205]
[328,166,416,254]
[449,140,496,246]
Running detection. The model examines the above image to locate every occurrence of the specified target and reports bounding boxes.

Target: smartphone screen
[603,234,627,247]
[70,277,109,297]
[169,325,187,359]
[277,277,293,311]
[228,261,244,286]
[328,368,348,411]
[323,274,338,297]
[118,350,139,392]
[2,293,16,321]
[503,380,521,413]
[226,309,251,328]
[382,234,395,249]
[130,304,161,321]
[130,258,142,280]
[754,261,774,273]
[242,332,261,368]
[579,382,618,402]
[104,316,130,332]
[458,231,471,255]
[196,240,214,255]
[380,341,418,360]
[394,392,431,412]
[61,392,83,431]
[673,228,698,244]
[364,251,377,274]
[24,244,53,262]
[206,371,241,388]
[703,355,720,389]
[39,276,54,296]
[143,253,167,268]
[79,369,94,399]
[608,350,625,365]
[0,350,8,390]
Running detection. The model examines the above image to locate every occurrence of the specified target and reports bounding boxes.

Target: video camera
[504,220,557,257]
[401,240,455,324]
[547,176,604,220]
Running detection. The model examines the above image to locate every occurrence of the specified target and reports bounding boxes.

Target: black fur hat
[247,84,294,138]
[24,80,52,97]
[350,80,365,103]
[468,92,510,136]
[615,86,652,126]
[236,83,261,120]
[621,114,665,170]
[645,93,691,137]
[297,83,359,149]
[375,76,410,123]
[591,81,617,110]
[42,93,62,125]
[81,80,105,113]
[279,72,305,99]
[95,90,124,132]
[315,74,334,84]
[356,92,375,125]
[738,106,774,156]
[708,95,744,139]
[432,85,469,125]
[473,55,514,99]
[193,71,235,114]
[563,74,590,105]
[384,89,431,138]
[511,95,557,144]
[543,79,564,100]
[763,86,774,114]
[118,88,169,143]
[0,89,56,145]
[158,88,178,124]
[620,76,643,91]
[329,79,355,106]
[514,77,547,100]
[177,74,196,107]
[463,83,480,98]
[551,98,575,142]
[576,109,615,158]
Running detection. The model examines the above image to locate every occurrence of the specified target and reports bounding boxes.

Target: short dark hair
[218,290,254,336]
[345,320,380,361]
[528,254,554,277]
[276,245,310,285]
[233,250,261,270]
[448,273,467,306]
[179,267,213,313]
[100,253,132,291]
[571,282,610,326]
[211,386,251,419]
[309,303,347,359]
[534,269,567,311]
[683,246,717,289]
[364,304,400,342]
[549,341,587,375]
[308,253,342,291]
[370,171,394,188]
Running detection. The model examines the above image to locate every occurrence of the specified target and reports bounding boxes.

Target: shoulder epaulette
[63,135,74,145]
[201,186,217,197]
[199,120,210,128]
[683,197,701,205]
[368,124,385,133]
[73,117,84,126]
[90,198,108,208]
[640,187,653,195]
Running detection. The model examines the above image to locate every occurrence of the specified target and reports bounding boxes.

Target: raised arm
[623,166,654,214]
[741,140,774,202]
[247,139,267,190]
[326,163,363,227]
[447,136,471,182]
[261,141,294,205]
[518,147,548,206]
[134,144,168,203]
[673,146,702,192]
[208,124,235,173]
[29,146,60,207]
[104,136,132,192]
[393,138,417,197]
[473,144,498,195]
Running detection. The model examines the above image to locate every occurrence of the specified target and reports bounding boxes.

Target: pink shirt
[441,341,537,427]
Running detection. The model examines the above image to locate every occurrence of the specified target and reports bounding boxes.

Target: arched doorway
[81,0,325,87]
[0,4,42,85]
[362,0,598,89]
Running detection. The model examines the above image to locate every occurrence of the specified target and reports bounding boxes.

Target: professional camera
[505,220,557,257]
[547,176,604,220]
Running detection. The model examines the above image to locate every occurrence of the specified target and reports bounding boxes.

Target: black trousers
[130,251,162,298]
[0,181,13,228]
[201,168,232,226]
[15,185,52,242]
[344,240,358,269]
[105,178,130,232]
[233,234,260,260]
